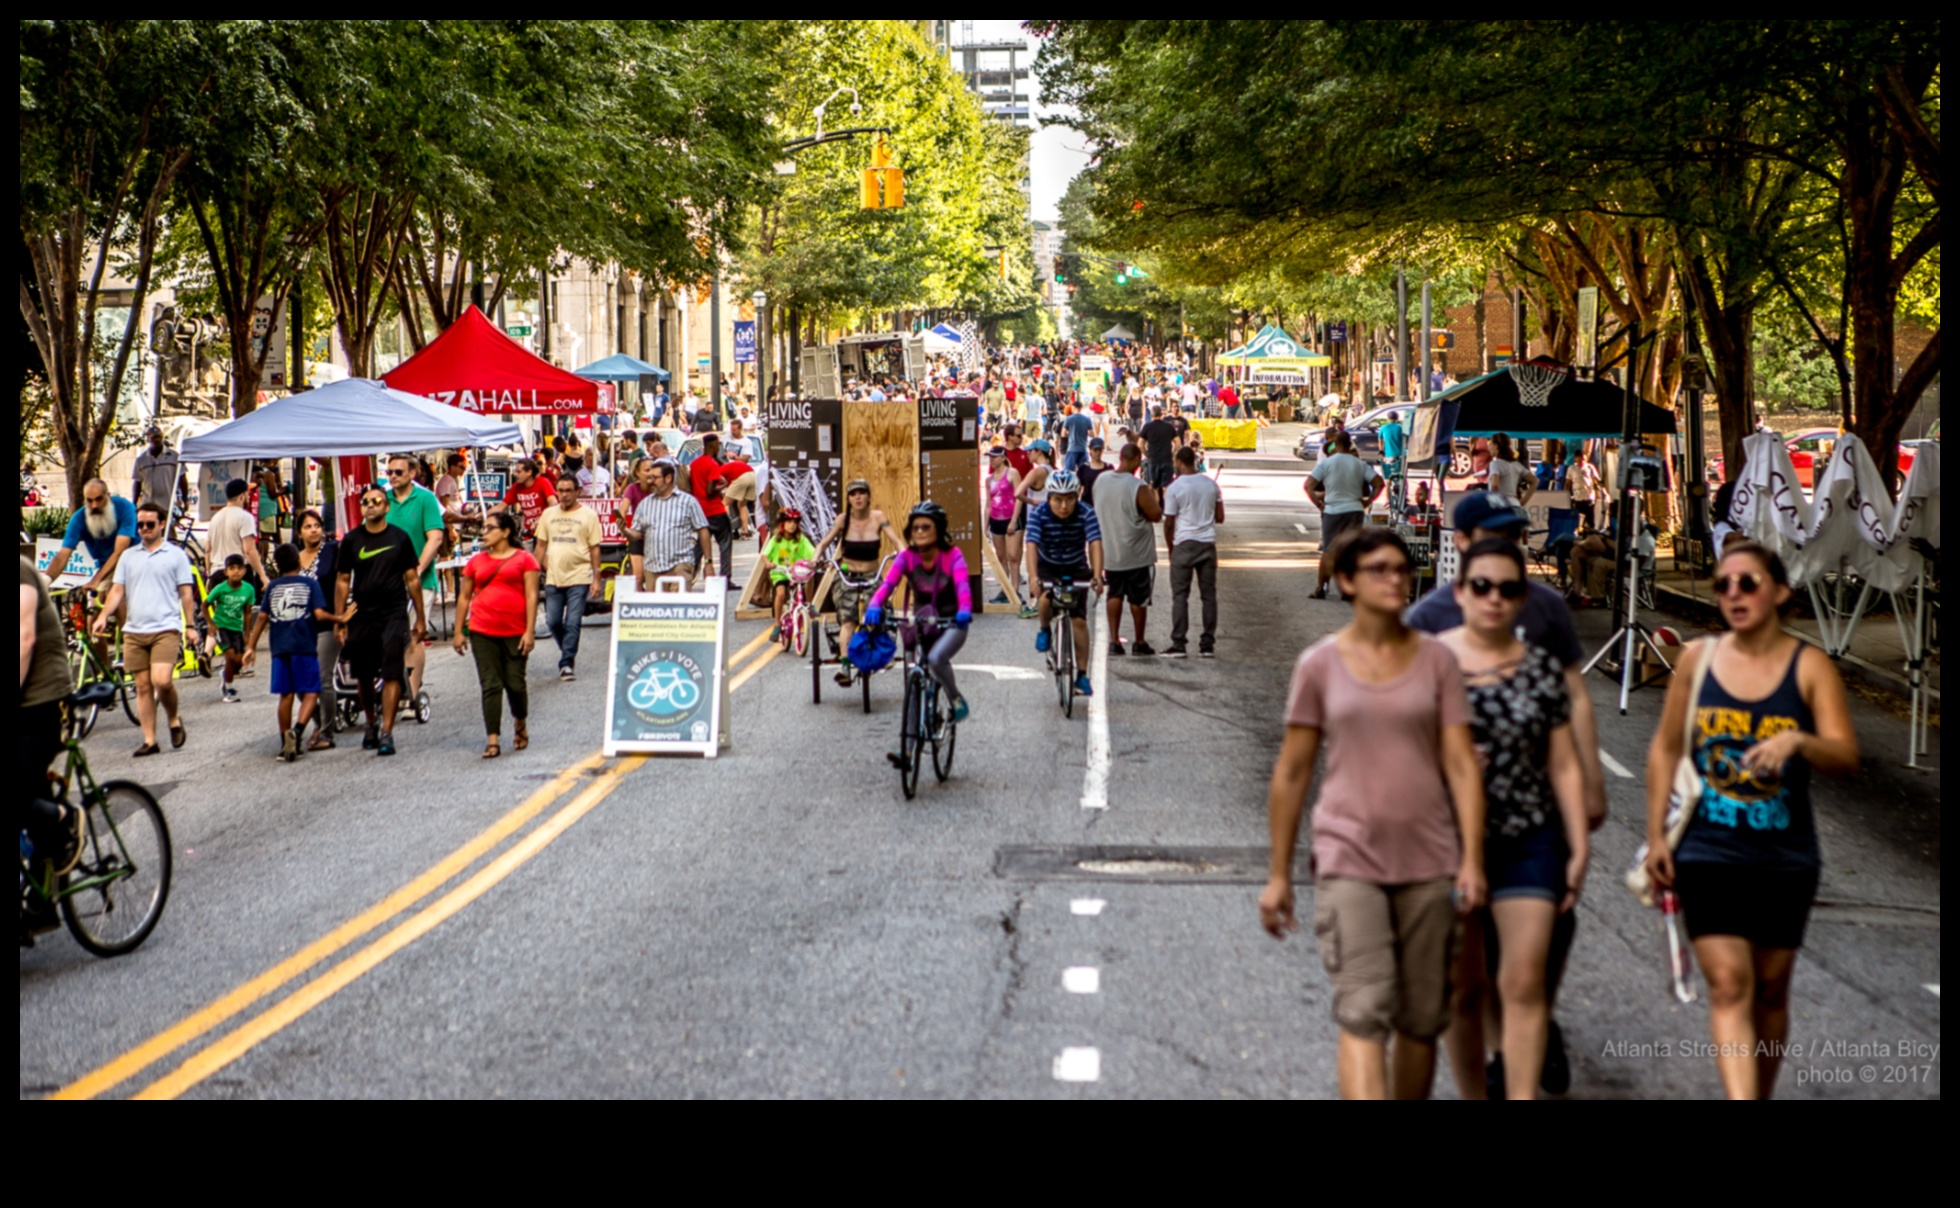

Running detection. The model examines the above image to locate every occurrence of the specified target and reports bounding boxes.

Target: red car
[1709,427,1917,488]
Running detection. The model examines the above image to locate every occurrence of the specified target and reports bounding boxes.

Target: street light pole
[1395,266,1409,402]
[1420,279,1434,402]
[709,271,722,423]
[753,290,769,418]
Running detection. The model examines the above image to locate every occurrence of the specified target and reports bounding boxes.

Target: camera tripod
[1580,492,1673,714]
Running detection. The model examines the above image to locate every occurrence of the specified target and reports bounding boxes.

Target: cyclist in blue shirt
[1024,470,1104,697]
[47,479,137,592]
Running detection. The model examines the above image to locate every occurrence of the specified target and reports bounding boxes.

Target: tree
[19,21,197,499]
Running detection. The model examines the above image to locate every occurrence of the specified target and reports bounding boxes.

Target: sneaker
[222,686,239,703]
[1485,1052,1506,1100]
[1130,640,1157,657]
[1163,645,1189,659]
[834,667,854,688]
[289,727,307,759]
[362,723,380,751]
[280,728,299,762]
[376,730,397,756]
[1109,640,1127,656]
[951,696,970,722]
[1074,674,1094,697]
[1199,646,1216,659]
[559,666,576,681]
[988,592,1009,605]
[1034,628,1050,654]
[1540,1019,1571,1095]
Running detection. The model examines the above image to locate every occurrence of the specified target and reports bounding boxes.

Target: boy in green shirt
[206,553,258,703]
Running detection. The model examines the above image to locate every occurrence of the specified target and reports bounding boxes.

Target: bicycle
[19,681,173,955]
[775,558,815,659]
[881,611,957,799]
[1041,576,1084,718]
[812,554,893,713]
[54,589,139,736]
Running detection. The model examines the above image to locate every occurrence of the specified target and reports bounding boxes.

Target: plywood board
[843,401,921,531]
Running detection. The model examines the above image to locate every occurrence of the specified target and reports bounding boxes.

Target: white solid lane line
[1053,1047,1101,1082]
[957,663,1046,681]
[1927,984,1941,998]
[1062,967,1101,994]
[1598,750,1635,779]
[1070,898,1107,916]
[1081,607,1111,811]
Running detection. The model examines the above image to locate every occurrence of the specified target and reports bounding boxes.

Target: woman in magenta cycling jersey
[865,500,973,721]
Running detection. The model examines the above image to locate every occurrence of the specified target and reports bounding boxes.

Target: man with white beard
[47,478,136,594]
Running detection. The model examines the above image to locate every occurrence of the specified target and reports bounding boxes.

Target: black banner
[919,394,982,605]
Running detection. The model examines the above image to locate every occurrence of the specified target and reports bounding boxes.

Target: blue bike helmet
[847,626,897,674]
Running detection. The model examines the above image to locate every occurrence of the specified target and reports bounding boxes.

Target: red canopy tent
[382,306,607,415]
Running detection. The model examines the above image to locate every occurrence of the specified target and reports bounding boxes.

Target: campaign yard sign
[604,589,727,757]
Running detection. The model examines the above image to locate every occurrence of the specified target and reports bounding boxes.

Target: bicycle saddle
[67,681,120,709]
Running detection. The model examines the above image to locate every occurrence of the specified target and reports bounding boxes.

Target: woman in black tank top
[1643,543,1859,1099]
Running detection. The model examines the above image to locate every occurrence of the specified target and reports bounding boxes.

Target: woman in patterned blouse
[1438,537,1590,1099]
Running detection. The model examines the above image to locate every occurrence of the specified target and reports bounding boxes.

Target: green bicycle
[20,682,173,955]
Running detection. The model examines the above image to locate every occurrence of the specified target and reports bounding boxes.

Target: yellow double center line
[55,621,796,1101]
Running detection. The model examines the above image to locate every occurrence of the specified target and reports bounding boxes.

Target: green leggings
[469,632,530,734]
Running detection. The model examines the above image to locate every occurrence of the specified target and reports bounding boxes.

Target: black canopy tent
[1406,360,1676,467]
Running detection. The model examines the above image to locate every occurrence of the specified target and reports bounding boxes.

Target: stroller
[331,656,432,734]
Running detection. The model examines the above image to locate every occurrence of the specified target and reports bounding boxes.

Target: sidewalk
[1651,564,1940,703]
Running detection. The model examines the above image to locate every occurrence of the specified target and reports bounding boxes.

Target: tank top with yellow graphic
[1675,644,1818,871]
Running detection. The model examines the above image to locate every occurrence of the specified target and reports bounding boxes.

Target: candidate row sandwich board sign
[604,583,729,757]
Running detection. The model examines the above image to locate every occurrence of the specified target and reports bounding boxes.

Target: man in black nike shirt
[334,486,426,756]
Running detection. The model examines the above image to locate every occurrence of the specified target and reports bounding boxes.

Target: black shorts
[988,517,1010,537]
[343,613,409,685]
[1037,560,1093,618]
[1321,509,1366,551]
[1144,460,1175,492]
[214,627,246,656]
[1674,861,1819,950]
[1104,565,1154,607]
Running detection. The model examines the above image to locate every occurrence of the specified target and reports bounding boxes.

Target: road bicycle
[1041,576,1083,718]
[19,681,173,955]
[882,612,957,800]
[812,555,893,713]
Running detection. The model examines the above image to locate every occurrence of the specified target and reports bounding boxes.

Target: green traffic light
[1114,274,1127,285]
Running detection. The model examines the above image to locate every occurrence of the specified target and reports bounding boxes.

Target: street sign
[733,320,757,365]
[505,324,533,337]
[604,588,728,757]
[1328,321,1347,343]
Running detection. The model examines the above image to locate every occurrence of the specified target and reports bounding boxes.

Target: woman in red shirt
[452,511,541,757]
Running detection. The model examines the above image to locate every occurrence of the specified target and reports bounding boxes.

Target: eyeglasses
[1714,572,1764,597]
[1466,576,1528,601]
[909,522,936,533]
[1353,561,1412,581]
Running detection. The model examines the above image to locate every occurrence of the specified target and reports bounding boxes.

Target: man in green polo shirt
[384,453,448,702]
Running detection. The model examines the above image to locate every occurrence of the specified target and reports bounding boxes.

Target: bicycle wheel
[931,684,957,783]
[1051,621,1069,711]
[811,623,824,704]
[791,607,809,658]
[115,669,139,727]
[898,672,923,800]
[1058,617,1076,718]
[60,779,172,957]
[861,665,873,714]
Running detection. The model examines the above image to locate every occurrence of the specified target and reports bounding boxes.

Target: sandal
[307,731,337,752]
[513,720,529,751]
[133,742,161,757]
[482,736,501,759]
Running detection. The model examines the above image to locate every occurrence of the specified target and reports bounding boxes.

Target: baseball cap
[1453,490,1530,534]
[1088,437,1105,450]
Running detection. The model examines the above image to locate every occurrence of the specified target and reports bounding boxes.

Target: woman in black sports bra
[814,479,900,687]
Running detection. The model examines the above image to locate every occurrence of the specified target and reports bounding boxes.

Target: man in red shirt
[719,450,757,539]
[689,433,735,590]
[1220,381,1242,419]
[496,457,555,546]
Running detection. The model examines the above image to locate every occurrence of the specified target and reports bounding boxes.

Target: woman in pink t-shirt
[1259,525,1486,1101]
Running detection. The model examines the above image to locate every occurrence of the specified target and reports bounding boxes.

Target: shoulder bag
[1624,637,1715,907]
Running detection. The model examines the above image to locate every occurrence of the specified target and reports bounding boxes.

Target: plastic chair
[1529,507,1579,587]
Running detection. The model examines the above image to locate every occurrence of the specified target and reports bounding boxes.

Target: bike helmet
[907,500,952,549]
[1046,470,1081,497]
[777,508,802,525]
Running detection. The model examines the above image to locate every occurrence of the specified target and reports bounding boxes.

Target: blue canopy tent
[572,352,669,382]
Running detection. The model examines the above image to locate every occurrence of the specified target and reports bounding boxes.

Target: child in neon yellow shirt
[760,510,816,629]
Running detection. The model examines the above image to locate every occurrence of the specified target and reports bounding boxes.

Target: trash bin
[1276,402,1295,423]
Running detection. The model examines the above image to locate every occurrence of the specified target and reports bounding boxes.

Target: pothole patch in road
[995,845,1308,884]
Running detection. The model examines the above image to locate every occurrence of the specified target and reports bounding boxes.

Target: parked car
[676,432,765,468]
[1293,404,1412,463]
[1707,427,1918,488]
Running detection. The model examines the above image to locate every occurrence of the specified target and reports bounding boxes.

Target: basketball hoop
[1507,361,1568,407]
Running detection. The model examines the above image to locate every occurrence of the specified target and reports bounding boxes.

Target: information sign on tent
[383,306,602,414]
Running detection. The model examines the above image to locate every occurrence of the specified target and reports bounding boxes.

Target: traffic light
[999,247,1010,282]
[860,135,905,209]
[1114,261,1128,285]
[1054,253,1073,284]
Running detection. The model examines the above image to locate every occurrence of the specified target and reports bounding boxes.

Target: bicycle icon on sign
[627,662,702,715]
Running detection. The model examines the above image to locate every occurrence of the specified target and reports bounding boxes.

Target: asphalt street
[20,463,1943,1099]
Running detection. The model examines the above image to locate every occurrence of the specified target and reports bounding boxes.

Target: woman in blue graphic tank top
[1643,543,1859,1099]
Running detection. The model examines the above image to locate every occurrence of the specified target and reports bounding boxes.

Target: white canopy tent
[1730,429,1940,764]
[180,378,523,460]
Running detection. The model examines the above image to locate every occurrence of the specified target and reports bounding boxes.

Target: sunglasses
[387,467,411,477]
[1714,572,1764,597]
[136,519,159,530]
[1466,576,1528,601]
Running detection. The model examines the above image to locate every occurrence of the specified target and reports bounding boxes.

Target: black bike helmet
[907,500,952,549]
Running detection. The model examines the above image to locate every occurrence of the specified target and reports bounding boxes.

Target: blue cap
[1453,490,1530,534]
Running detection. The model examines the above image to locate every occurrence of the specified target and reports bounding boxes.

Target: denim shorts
[1486,825,1567,903]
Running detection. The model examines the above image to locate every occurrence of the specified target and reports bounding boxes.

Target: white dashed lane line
[1294,522,1308,534]
[1053,1047,1101,1082]
[1063,967,1101,994]
[1598,750,1635,779]
[1070,898,1106,916]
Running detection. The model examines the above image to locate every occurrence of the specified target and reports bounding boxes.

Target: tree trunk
[1681,251,1755,482]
